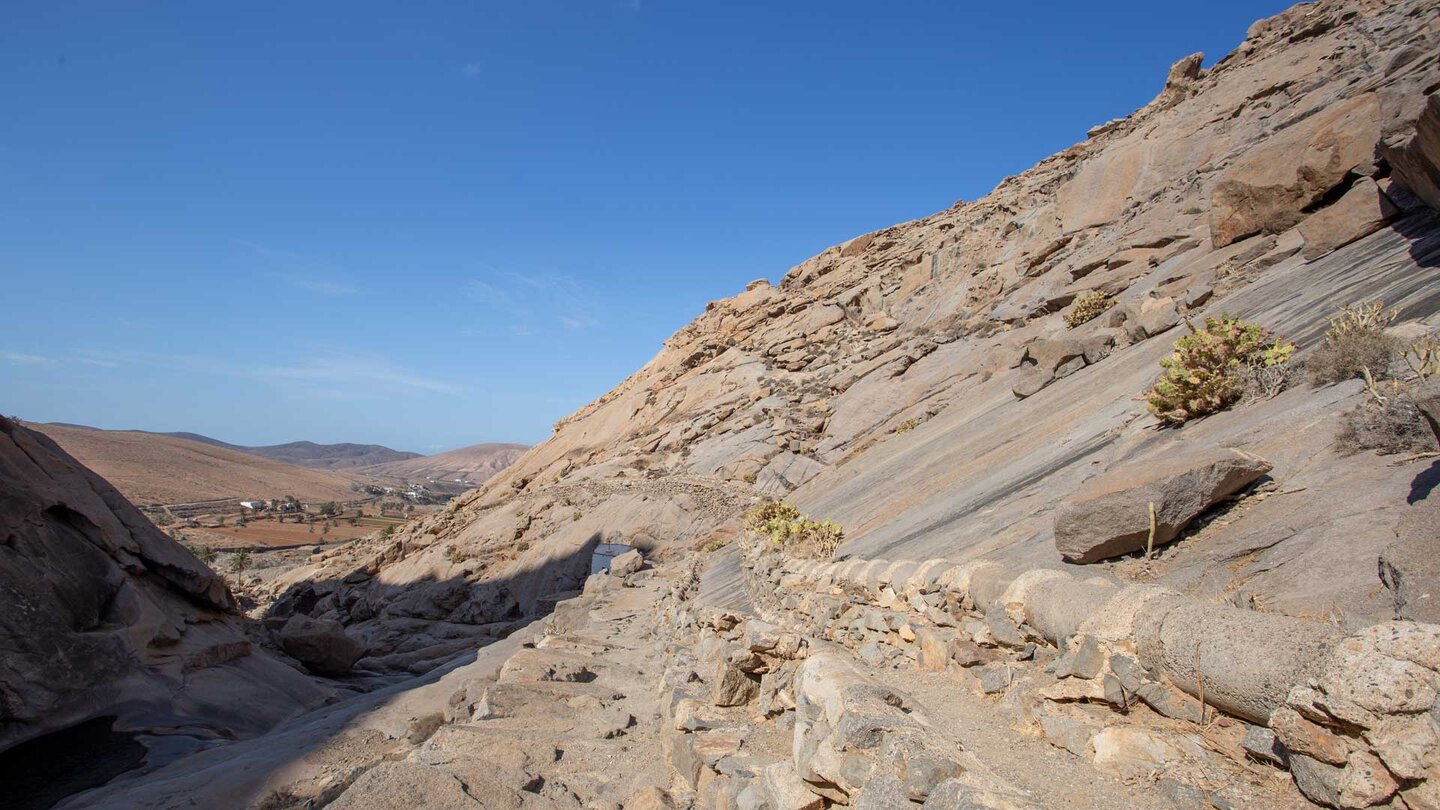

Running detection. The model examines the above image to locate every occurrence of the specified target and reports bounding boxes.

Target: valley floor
[63,558,1313,809]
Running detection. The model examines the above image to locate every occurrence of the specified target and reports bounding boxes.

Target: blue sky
[0,1,1291,452]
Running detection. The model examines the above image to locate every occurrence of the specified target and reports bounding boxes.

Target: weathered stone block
[1298,177,1399,259]
[1054,446,1272,563]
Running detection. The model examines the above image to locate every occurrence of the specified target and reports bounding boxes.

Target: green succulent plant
[1147,316,1295,424]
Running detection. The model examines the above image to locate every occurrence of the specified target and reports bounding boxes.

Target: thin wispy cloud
[266,355,462,394]
[72,349,463,397]
[283,276,361,296]
[461,62,483,78]
[233,239,364,297]
[464,269,603,333]
[0,350,56,366]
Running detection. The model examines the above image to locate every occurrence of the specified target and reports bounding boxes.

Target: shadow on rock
[1408,459,1440,504]
[1395,208,1440,272]
[259,535,601,679]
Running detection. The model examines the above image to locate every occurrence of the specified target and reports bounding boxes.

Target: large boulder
[1380,502,1440,623]
[0,417,330,755]
[1011,338,1088,399]
[279,614,366,676]
[1298,177,1400,259]
[1381,90,1440,214]
[1119,295,1181,342]
[609,548,644,576]
[1054,447,1273,563]
[1209,94,1382,247]
[1414,379,1440,447]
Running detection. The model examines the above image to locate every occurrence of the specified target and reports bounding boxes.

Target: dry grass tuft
[1336,393,1435,456]
[1307,301,1399,385]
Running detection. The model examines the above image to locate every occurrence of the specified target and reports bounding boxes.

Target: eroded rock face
[1053,447,1273,563]
[0,417,329,755]
[1209,93,1383,248]
[1276,622,1440,808]
[1380,496,1440,624]
[1382,90,1440,214]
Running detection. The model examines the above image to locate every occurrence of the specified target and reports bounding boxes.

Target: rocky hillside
[269,0,1440,660]
[361,442,529,485]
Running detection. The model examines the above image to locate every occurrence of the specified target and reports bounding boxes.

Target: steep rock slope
[0,417,330,758]
[275,0,1440,660]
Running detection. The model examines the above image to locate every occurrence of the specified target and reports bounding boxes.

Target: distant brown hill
[231,440,421,470]
[46,425,421,470]
[29,423,363,506]
[362,442,528,486]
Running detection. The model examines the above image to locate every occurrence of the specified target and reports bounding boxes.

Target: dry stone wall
[736,538,1440,809]
[649,559,1043,809]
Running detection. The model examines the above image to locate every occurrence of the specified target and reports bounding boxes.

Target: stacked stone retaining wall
[738,539,1440,809]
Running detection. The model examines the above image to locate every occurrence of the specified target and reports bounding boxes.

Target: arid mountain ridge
[45,422,422,469]
[27,422,528,506]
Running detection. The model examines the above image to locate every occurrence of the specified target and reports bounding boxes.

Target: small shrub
[743,500,800,532]
[1307,301,1399,385]
[446,546,473,564]
[742,500,843,559]
[702,537,732,552]
[1146,316,1296,425]
[1064,291,1111,329]
[1336,393,1435,455]
[1237,361,1297,402]
[895,417,920,434]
